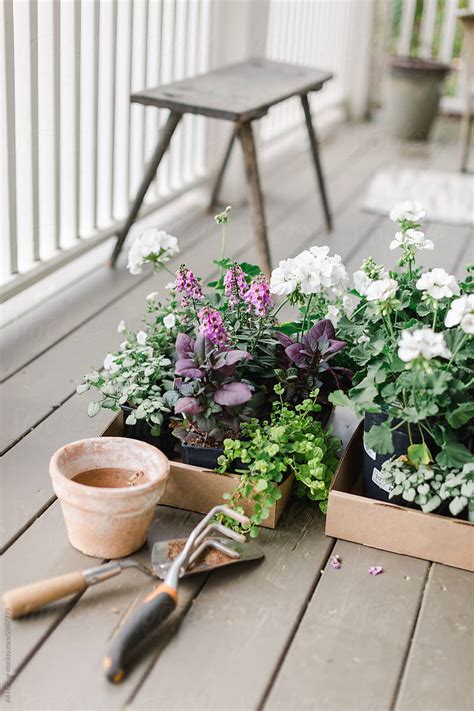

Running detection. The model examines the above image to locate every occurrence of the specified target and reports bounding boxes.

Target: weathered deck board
[264,541,429,711]
[395,564,474,711]
[2,507,206,708]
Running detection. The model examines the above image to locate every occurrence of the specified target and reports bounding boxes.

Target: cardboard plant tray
[326,423,474,572]
[102,412,293,529]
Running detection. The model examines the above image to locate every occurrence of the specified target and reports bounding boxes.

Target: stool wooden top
[130,58,332,122]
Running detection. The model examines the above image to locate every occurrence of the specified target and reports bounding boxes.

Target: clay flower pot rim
[388,55,451,74]
[50,436,170,497]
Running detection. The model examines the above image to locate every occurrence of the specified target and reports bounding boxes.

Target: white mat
[364,168,474,226]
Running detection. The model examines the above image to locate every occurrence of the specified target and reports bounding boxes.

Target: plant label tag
[364,442,376,460]
[372,467,393,493]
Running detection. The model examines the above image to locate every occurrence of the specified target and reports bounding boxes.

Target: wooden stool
[111,58,333,274]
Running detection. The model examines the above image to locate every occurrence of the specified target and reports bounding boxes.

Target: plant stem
[271,297,290,319]
[220,224,227,277]
[301,294,314,340]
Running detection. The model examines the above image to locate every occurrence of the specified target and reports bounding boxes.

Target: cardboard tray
[102,413,293,529]
[326,423,474,572]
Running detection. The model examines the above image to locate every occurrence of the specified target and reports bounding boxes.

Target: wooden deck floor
[1,117,473,711]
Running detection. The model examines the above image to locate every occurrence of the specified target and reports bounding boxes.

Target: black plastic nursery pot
[120,405,177,458]
[362,411,439,503]
[180,443,224,470]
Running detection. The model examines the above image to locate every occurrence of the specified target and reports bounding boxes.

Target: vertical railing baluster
[1,0,18,279]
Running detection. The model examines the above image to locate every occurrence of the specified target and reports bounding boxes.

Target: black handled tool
[103,505,257,683]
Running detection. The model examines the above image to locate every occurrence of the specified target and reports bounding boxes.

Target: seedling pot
[120,404,177,458]
[362,412,439,503]
[181,443,224,470]
[50,437,170,558]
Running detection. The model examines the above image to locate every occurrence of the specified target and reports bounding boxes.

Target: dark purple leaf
[285,343,307,368]
[223,350,251,366]
[324,338,346,357]
[175,359,205,379]
[276,331,295,349]
[214,382,253,406]
[175,397,204,415]
[176,333,195,359]
[303,319,335,352]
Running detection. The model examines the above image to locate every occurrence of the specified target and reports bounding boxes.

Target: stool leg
[238,121,271,276]
[301,94,332,231]
[110,111,182,267]
[208,127,237,212]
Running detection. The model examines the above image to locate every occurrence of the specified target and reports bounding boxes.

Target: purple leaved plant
[173,333,254,445]
[276,319,351,404]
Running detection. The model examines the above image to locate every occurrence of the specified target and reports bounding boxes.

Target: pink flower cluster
[224,265,248,306]
[198,307,229,347]
[244,275,272,317]
[174,266,203,305]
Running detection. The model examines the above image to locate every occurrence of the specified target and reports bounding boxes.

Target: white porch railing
[1,0,375,302]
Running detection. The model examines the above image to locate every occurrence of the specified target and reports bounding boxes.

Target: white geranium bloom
[398,328,451,363]
[127,228,179,275]
[353,270,372,297]
[292,252,322,294]
[103,353,119,373]
[325,304,341,326]
[445,294,474,335]
[309,245,330,261]
[136,330,148,346]
[163,313,176,329]
[416,269,460,300]
[358,334,370,344]
[389,201,426,223]
[342,294,357,318]
[270,259,299,296]
[117,320,126,334]
[146,292,159,303]
[366,277,398,302]
[390,229,433,252]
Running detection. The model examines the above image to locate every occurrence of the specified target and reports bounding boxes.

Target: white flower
[117,320,126,334]
[358,334,370,344]
[136,330,147,346]
[146,292,159,303]
[165,282,175,290]
[416,269,460,300]
[325,304,341,326]
[390,229,433,252]
[445,294,474,335]
[365,277,398,302]
[127,229,179,275]
[270,259,299,296]
[270,247,348,298]
[389,201,426,223]
[398,328,451,363]
[103,353,120,373]
[342,294,357,318]
[353,270,372,297]
[163,314,176,329]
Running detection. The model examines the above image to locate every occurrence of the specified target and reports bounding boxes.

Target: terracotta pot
[50,437,170,558]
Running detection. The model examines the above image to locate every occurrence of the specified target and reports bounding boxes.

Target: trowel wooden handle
[3,572,88,618]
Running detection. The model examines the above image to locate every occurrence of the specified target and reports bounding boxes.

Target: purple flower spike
[244,275,272,317]
[174,265,204,302]
[224,264,248,306]
[368,566,384,576]
[198,307,229,347]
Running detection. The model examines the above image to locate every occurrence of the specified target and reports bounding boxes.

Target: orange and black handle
[103,583,178,683]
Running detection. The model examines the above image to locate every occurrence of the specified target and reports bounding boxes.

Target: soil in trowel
[168,540,233,568]
[72,467,148,488]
